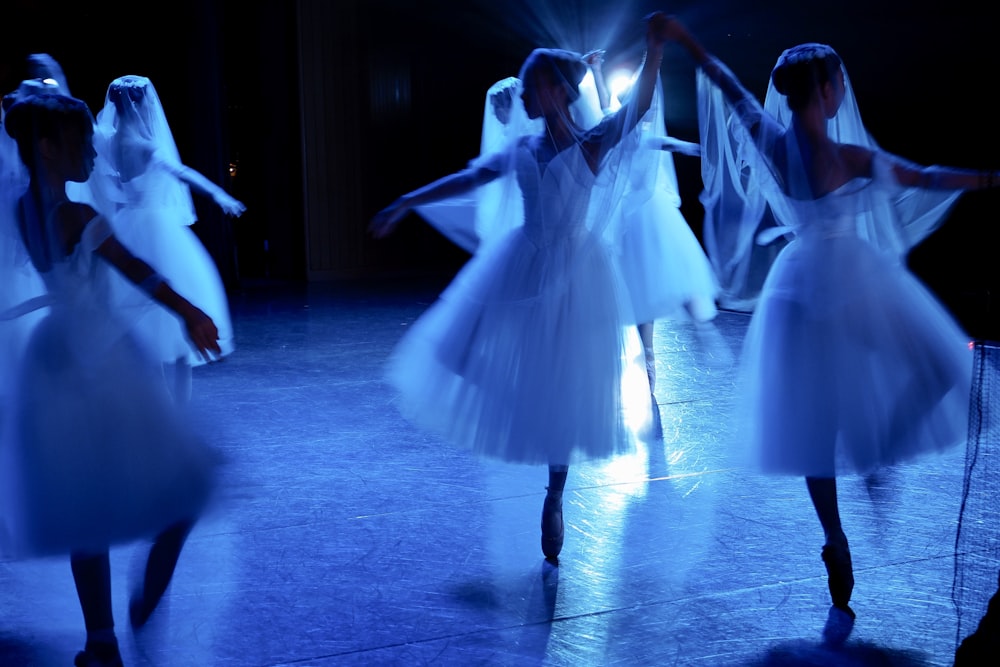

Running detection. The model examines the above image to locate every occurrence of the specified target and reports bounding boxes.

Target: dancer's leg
[71,551,122,666]
[130,519,195,628]
[638,322,655,392]
[806,476,854,614]
[542,465,568,561]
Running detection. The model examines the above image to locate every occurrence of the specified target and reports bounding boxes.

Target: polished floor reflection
[0,278,987,666]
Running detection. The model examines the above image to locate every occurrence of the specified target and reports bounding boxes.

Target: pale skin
[369,11,674,238]
[29,121,221,361]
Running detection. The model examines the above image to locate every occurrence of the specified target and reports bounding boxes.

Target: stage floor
[0,278,985,666]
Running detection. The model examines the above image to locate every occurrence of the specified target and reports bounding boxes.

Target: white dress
[614,162,719,324]
[742,155,972,476]
[0,213,217,557]
[110,157,234,365]
[387,136,649,466]
[696,58,970,476]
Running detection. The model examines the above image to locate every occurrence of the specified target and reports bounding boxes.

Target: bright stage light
[608,69,635,111]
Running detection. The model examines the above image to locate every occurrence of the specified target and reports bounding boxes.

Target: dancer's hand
[648,135,702,157]
[369,199,409,238]
[583,50,605,68]
[645,12,689,46]
[183,307,222,362]
[215,191,246,217]
[644,12,672,47]
[645,14,707,63]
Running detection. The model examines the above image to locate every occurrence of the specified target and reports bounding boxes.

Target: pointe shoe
[821,540,855,617]
[74,639,123,667]
[541,489,564,561]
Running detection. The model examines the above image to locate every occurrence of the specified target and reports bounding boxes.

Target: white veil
[697,47,962,310]
[414,76,542,253]
[92,75,197,225]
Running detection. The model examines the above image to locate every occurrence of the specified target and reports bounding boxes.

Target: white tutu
[111,170,234,365]
[741,220,972,477]
[0,216,218,558]
[387,143,650,465]
[616,188,719,324]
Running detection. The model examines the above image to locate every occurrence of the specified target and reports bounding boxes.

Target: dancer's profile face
[821,69,845,119]
[113,84,153,136]
[56,122,96,183]
[521,70,559,120]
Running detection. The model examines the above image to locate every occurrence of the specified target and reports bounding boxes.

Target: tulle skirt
[617,190,718,324]
[0,304,218,557]
[112,205,234,365]
[387,227,650,465]
[740,232,972,477]
[0,261,46,401]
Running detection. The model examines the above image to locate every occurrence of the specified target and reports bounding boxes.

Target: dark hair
[4,92,93,169]
[106,75,149,115]
[519,49,587,104]
[1,92,18,114]
[771,44,843,112]
[2,78,61,114]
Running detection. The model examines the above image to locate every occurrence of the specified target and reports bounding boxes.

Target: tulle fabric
[93,76,196,224]
[415,77,542,253]
[109,163,234,363]
[616,188,719,323]
[388,218,647,465]
[608,83,718,324]
[697,57,962,310]
[738,173,972,476]
[696,55,972,475]
[0,215,217,557]
[0,89,49,397]
[388,99,652,465]
[93,76,233,365]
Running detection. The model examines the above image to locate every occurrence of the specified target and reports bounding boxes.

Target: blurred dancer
[93,75,243,403]
[585,49,717,391]
[663,17,998,617]
[370,13,676,561]
[1,92,219,666]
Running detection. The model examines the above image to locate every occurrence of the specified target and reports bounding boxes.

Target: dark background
[3,0,998,337]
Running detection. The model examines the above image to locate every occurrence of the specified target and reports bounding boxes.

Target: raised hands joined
[644,12,690,46]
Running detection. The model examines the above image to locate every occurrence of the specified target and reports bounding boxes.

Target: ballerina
[370,12,675,561]
[661,16,998,617]
[92,75,244,402]
[584,49,718,392]
[1,91,221,666]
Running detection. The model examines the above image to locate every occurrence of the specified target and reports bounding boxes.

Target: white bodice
[516,142,596,247]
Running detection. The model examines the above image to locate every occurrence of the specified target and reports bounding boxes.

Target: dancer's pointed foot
[129,519,193,629]
[74,638,123,667]
[821,540,855,617]
[541,489,564,562]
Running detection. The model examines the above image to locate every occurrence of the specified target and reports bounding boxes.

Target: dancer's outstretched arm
[369,159,502,238]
